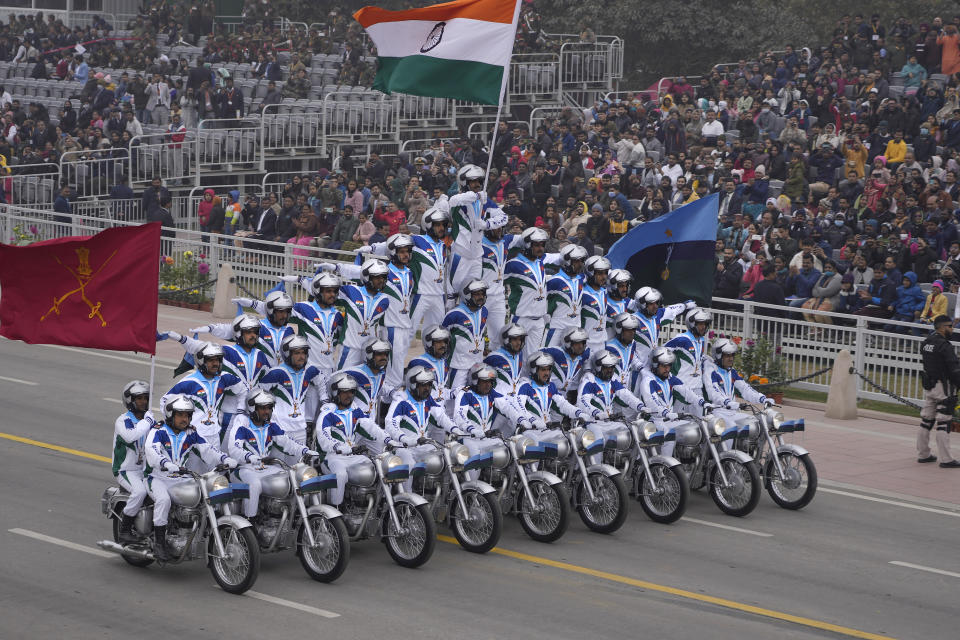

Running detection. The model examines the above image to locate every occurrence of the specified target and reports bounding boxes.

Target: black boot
[153,525,170,561]
[117,513,138,545]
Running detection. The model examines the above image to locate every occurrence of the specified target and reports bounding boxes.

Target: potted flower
[735,336,787,403]
[158,251,212,309]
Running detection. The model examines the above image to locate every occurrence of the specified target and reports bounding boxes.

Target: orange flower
[759,377,769,385]
[164,256,174,265]
[748,374,760,383]
[732,336,742,345]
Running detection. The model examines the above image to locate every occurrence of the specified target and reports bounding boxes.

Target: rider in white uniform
[543,327,592,403]
[220,290,296,366]
[704,338,775,428]
[604,312,646,391]
[481,225,524,350]
[442,279,489,392]
[605,269,634,337]
[448,164,509,291]
[336,259,390,369]
[484,323,528,397]
[407,325,453,409]
[629,286,694,370]
[258,334,329,451]
[112,380,155,544]
[342,337,393,424]
[516,351,589,453]
[637,347,712,458]
[577,349,647,446]
[545,244,588,347]
[664,307,712,417]
[286,272,345,378]
[581,256,611,355]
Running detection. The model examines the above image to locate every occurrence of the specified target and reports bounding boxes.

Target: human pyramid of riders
[108,164,809,588]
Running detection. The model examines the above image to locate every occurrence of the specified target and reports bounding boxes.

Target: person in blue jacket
[785,252,821,308]
[886,271,926,333]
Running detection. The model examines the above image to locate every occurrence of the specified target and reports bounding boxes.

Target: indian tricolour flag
[354,0,522,105]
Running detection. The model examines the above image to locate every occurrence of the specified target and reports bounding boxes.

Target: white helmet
[386,233,414,258]
[328,371,359,398]
[713,337,738,361]
[457,164,485,190]
[501,323,527,352]
[265,290,294,321]
[280,334,309,364]
[462,279,488,309]
[591,348,620,371]
[364,337,392,366]
[163,393,195,422]
[562,327,588,350]
[310,272,341,297]
[122,379,150,411]
[422,205,450,229]
[405,365,436,398]
[232,313,261,342]
[607,269,633,293]
[685,307,712,333]
[246,388,276,412]
[634,286,663,310]
[584,255,611,279]
[560,244,589,270]
[521,227,549,249]
[468,362,498,387]
[422,325,450,354]
[612,311,640,336]
[527,350,555,374]
[649,346,676,369]
[196,342,224,375]
[361,258,389,286]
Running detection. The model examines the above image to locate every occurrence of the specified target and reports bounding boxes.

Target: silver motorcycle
[323,447,436,567]
[473,432,570,543]
[538,421,629,534]
[245,457,350,582]
[601,417,689,524]
[737,406,817,510]
[99,464,261,594]
[407,439,503,553]
[671,411,762,517]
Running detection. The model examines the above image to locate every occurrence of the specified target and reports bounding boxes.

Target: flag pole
[148,354,156,411]
[481,0,522,194]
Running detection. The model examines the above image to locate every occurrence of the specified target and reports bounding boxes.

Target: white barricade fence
[59,149,128,199]
[510,53,561,104]
[130,132,199,187]
[322,91,400,146]
[261,102,325,159]
[196,118,260,174]
[5,163,59,207]
[396,93,456,130]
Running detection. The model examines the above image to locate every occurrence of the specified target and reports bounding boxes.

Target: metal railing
[130,132,198,187]
[196,118,260,176]
[59,149,127,199]
[5,163,59,206]
[396,94,456,131]
[510,54,561,104]
[261,102,326,162]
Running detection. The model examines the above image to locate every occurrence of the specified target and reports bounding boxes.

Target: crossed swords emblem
[40,246,118,327]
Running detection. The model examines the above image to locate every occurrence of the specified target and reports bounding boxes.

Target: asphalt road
[0,337,956,640]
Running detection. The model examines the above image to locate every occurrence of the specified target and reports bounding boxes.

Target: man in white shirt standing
[700,109,725,148]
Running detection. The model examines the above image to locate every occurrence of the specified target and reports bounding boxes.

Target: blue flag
[606,193,718,305]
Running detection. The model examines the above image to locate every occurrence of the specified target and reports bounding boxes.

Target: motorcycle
[322,447,436,568]
[670,411,762,517]
[737,406,817,510]
[407,439,503,553]
[537,420,629,534]
[599,416,689,524]
[473,432,570,543]
[244,457,350,582]
[99,464,261,594]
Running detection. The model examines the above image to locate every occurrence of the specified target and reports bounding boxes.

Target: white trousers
[116,469,148,516]
[486,296,507,351]
[236,465,286,517]
[147,475,193,526]
[515,315,546,360]
[385,326,413,392]
[413,294,446,336]
[321,453,371,505]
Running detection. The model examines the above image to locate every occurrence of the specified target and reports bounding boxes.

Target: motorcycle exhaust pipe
[96,540,156,561]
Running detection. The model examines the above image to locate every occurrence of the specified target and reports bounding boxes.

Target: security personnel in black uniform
[919,315,960,467]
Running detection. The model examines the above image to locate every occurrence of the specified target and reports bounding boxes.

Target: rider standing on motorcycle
[481,224,524,350]
[638,347,711,458]
[449,164,510,292]
[577,349,646,448]
[212,290,296,366]
[407,325,453,409]
[163,342,247,444]
[283,272,345,379]
[336,259,391,369]
[630,287,695,366]
[545,244,588,347]
[505,227,553,359]
[145,394,238,559]
[316,373,401,506]
[259,335,329,450]
[163,313,271,434]
[226,390,319,521]
[443,279,490,392]
[516,351,588,441]
[485,323,528,397]
[112,380,155,544]
[544,327,591,403]
[664,307,712,416]
[581,256,611,355]
[605,312,645,391]
[605,270,634,338]
[704,338,774,428]
[342,338,393,424]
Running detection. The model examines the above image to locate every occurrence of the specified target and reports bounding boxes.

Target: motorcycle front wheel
[451,489,502,554]
[575,472,628,534]
[518,479,569,543]
[384,501,436,568]
[298,514,350,583]
[764,452,818,510]
[208,524,260,594]
[637,462,689,524]
[111,502,153,567]
[709,459,761,517]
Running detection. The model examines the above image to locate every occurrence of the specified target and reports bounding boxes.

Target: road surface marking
[889,561,960,578]
[0,375,37,385]
[0,434,893,640]
[820,488,960,519]
[244,590,340,618]
[0,432,111,463]
[9,528,114,558]
[682,517,773,537]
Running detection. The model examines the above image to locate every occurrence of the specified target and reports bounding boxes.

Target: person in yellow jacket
[919,280,949,332]
[883,129,908,171]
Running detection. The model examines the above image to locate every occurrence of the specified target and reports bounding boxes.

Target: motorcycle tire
[518,479,569,543]
[764,452,818,510]
[208,524,260,594]
[576,472,628,534]
[451,489,502,554]
[111,502,153,567]
[384,501,436,568]
[636,462,689,524]
[709,459,761,517]
[297,514,350,583]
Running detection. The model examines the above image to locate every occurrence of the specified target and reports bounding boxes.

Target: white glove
[316,262,337,272]
[335,443,350,455]
[487,210,508,229]
[280,275,301,283]
[701,401,715,410]
[162,460,182,473]
[530,416,546,431]
[143,411,155,426]
[684,300,697,310]
[230,297,254,308]
[167,330,184,343]
[665,411,679,421]
[302,448,320,458]
[763,398,775,407]
[725,400,740,411]
[223,457,238,470]
[189,325,212,334]
[357,246,373,254]
[592,409,609,421]
[244,452,262,466]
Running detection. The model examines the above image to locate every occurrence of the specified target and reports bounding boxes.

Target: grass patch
[782,387,920,418]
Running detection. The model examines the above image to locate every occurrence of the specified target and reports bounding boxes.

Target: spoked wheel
[298,514,350,582]
[111,503,153,567]
[636,462,689,524]
[709,459,761,517]
[451,489,502,554]
[764,452,818,510]
[208,524,260,594]
[575,472,628,534]
[518,479,569,543]
[384,501,436,568]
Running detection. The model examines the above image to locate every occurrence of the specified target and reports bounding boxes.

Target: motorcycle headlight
[448,443,469,466]
[580,429,597,449]
[211,474,230,492]
[298,465,318,483]
[768,410,784,430]
[711,418,727,437]
[384,455,404,473]
[641,421,658,441]
[512,435,535,457]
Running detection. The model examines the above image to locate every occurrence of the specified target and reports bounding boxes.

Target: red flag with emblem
[0,223,161,354]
